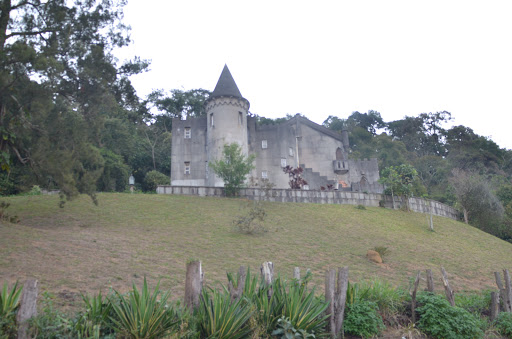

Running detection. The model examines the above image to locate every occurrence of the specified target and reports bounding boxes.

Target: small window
[184,162,190,175]
[210,113,214,127]
[238,112,243,126]
[303,185,309,190]
[281,158,287,167]
[261,170,268,179]
[184,127,191,139]
[262,140,268,149]
[289,147,294,156]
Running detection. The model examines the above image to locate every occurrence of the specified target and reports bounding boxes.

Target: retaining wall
[156,185,459,220]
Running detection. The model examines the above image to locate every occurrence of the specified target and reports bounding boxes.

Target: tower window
[184,127,191,139]
[238,112,243,126]
[289,147,294,156]
[210,113,214,127]
[184,162,190,175]
[281,158,287,167]
[262,140,268,149]
[261,170,268,179]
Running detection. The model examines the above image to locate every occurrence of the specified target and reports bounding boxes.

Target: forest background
[1,0,511,242]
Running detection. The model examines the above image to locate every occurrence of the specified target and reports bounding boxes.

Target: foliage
[143,170,169,192]
[232,200,268,234]
[197,288,254,339]
[0,281,22,338]
[147,88,210,120]
[272,316,316,339]
[373,246,390,260]
[97,149,131,192]
[416,292,484,339]
[343,300,385,338]
[0,201,19,223]
[74,291,116,338]
[454,291,491,315]
[355,204,366,210]
[209,143,256,196]
[282,166,308,189]
[494,312,512,338]
[109,278,178,339]
[29,292,75,338]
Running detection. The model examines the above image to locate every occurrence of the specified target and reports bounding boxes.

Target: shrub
[74,291,116,338]
[97,148,131,192]
[495,312,512,338]
[272,316,316,338]
[29,292,75,338]
[143,170,169,192]
[343,300,385,338]
[355,204,366,210]
[454,291,491,315]
[416,292,484,339]
[0,281,22,338]
[109,278,178,338]
[232,200,268,234]
[197,288,253,339]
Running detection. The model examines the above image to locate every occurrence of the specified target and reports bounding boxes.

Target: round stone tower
[205,65,250,187]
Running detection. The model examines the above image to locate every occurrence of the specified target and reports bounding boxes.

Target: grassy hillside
[1,193,511,306]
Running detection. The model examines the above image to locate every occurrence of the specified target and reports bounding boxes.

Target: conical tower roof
[211,65,243,98]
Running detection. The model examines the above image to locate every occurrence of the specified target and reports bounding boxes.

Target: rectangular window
[289,147,294,156]
[238,112,243,126]
[210,113,214,127]
[262,140,268,149]
[184,127,191,139]
[303,185,309,190]
[281,158,287,167]
[184,162,190,175]
[261,170,268,179]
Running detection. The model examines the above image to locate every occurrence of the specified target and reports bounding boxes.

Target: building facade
[171,65,383,192]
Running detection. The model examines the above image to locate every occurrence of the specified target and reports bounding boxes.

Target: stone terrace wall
[157,185,459,220]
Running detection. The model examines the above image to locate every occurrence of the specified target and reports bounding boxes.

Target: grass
[1,193,512,308]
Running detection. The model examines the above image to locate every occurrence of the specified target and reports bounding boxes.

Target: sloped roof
[211,65,243,98]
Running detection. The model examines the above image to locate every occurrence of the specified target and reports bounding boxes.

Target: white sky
[116,0,512,149]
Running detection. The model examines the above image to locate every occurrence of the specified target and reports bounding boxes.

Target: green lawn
[1,193,510,307]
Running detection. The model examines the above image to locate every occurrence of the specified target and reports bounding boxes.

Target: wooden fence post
[228,266,246,301]
[426,269,435,292]
[334,267,349,338]
[185,260,203,310]
[495,271,509,312]
[293,267,301,280]
[504,269,512,313]
[261,261,274,298]
[16,279,38,339]
[411,271,421,323]
[325,267,349,339]
[491,291,500,321]
[440,267,455,306]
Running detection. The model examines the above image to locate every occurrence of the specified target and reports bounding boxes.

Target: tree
[282,166,308,189]
[209,143,255,196]
[379,164,419,210]
[449,169,504,226]
[0,0,148,204]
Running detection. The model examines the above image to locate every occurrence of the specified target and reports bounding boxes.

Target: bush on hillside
[143,170,169,192]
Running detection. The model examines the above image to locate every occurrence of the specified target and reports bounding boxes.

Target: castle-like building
[171,65,383,192]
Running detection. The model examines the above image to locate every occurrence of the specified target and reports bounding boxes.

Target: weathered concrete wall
[157,185,459,220]
[171,116,208,186]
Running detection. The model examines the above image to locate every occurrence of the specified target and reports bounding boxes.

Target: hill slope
[1,193,511,303]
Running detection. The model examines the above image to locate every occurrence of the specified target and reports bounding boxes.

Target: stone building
[171,65,383,192]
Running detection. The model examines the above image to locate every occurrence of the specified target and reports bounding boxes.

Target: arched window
[336,147,344,161]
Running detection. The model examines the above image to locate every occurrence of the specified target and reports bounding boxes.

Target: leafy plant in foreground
[197,288,253,339]
[109,278,178,339]
[75,291,116,338]
[0,281,22,338]
[343,300,385,338]
[494,312,512,338]
[272,316,316,338]
[416,292,484,339]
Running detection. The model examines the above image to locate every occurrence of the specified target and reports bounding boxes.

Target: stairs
[299,164,337,190]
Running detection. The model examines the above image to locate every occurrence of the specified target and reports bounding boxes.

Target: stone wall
[157,185,459,220]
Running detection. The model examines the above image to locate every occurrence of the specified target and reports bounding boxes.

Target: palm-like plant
[197,288,254,339]
[109,278,177,339]
[0,281,22,337]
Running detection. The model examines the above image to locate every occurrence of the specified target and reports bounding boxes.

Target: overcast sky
[116,0,512,149]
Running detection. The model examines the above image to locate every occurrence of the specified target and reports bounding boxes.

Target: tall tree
[0,0,148,202]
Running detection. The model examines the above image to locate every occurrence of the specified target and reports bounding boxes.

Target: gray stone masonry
[156,185,458,220]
